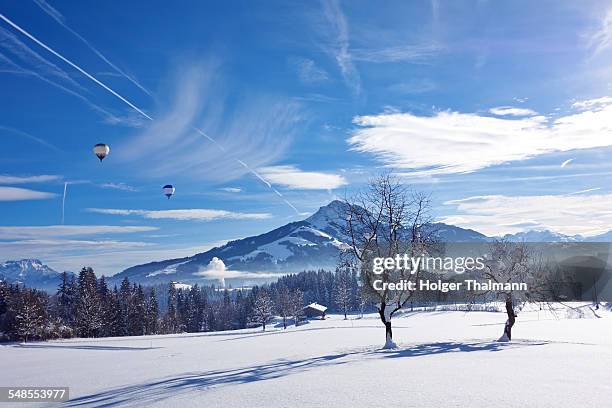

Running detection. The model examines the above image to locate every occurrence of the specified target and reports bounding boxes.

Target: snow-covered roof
[303,302,327,312]
[171,282,193,290]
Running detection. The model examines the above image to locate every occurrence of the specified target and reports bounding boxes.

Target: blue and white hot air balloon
[163,184,175,199]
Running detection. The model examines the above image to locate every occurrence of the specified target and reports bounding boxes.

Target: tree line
[0,267,366,342]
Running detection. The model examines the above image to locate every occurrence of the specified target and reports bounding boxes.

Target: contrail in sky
[61,182,67,224]
[0,13,152,120]
[32,0,154,98]
[0,12,300,214]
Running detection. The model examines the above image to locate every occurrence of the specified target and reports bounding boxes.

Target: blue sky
[1,0,612,275]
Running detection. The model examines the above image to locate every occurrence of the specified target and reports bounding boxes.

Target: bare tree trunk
[384,321,393,342]
[379,307,396,349]
[500,297,516,341]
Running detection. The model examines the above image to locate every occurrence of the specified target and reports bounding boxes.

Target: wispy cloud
[388,78,437,94]
[320,0,360,95]
[352,43,442,63]
[0,125,63,153]
[290,57,329,84]
[220,187,242,193]
[441,193,612,236]
[571,96,612,110]
[0,174,61,184]
[100,182,138,192]
[349,97,612,174]
[489,106,538,117]
[0,225,157,240]
[0,186,56,201]
[0,239,150,249]
[116,63,300,183]
[87,208,272,221]
[588,8,612,57]
[257,165,348,190]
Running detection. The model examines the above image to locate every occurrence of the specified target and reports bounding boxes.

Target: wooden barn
[302,302,327,319]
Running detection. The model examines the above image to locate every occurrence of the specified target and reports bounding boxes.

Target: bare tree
[291,289,304,326]
[276,286,292,329]
[341,174,435,348]
[480,241,535,341]
[333,268,352,319]
[251,290,274,331]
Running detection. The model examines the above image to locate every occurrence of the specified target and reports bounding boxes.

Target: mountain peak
[1,258,44,268]
[305,200,348,236]
[306,200,346,222]
[0,259,66,291]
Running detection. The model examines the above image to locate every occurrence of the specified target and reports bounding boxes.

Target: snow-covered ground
[2,304,611,407]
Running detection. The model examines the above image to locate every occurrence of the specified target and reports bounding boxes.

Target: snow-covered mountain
[502,229,583,242]
[501,229,612,242]
[110,200,489,286]
[0,259,69,291]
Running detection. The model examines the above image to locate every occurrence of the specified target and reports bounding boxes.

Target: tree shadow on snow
[61,353,350,407]
[10,344,162,351]
[375,340,548,359]
[60,340,547,407]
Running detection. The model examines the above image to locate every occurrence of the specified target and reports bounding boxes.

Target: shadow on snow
[61,340,547,407]
[10,344,162,351]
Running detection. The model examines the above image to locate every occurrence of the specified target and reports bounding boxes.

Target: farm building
[303,302,327,319]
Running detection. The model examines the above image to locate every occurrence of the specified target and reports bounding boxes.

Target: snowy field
[1,304,611,408]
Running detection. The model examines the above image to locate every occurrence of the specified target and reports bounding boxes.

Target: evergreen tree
[145,289,159,335]
[14,288,47,342]
[75,267,101,337]
[218,289,234,330]
[127,284,146,336]
[234,290,248,329]
[185,285,204,332]
[118,277,132,336]
[56,272,76,326]
[107,287,122,337]
[0,281,10,333]
[167,283,178,333]
[97,276,111,337]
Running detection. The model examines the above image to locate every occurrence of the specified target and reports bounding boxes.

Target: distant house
[171,281,192,290]
[303,302,327,319]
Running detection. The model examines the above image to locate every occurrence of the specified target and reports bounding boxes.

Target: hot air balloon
[163,184,175,199]
[93,143,110,162]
